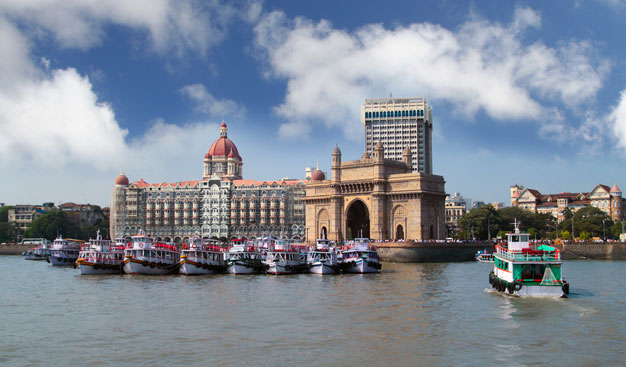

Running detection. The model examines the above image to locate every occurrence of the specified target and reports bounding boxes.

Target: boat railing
[495,245,560,261]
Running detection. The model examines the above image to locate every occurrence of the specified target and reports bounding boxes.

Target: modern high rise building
[361,97,433,174]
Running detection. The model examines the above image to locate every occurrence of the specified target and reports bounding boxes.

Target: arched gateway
[304,143,445,243]
[346,200,370,239]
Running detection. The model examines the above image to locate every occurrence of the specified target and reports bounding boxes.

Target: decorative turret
[203,121,243,180]
[331,145,342,182]
[373,141,384,162]
[402,146,412,169]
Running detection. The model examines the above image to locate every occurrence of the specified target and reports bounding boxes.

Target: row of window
[365,110,425,119]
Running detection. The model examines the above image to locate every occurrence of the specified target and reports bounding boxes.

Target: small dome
[333,145,341,155]
[221,121,227,128]
[311,169,325,181]
[204,152,211,160]
[361,152,370,159]
[115,173,129,186]
[374,141,384,149]
[402,146,411,155]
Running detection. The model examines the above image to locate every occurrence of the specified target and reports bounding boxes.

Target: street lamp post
[603,218,606,241]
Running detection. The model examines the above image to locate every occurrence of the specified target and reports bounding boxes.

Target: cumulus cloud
[180,84,245,119]
[253,6,608,140]
[0,0,237,56]
[610,89,626,150]
[0,1,242,205]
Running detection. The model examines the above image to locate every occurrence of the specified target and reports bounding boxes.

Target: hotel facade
[110,123,306,242]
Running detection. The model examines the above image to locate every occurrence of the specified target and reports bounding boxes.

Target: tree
[574,207,611,238]
[610,222,624,239]
[560,230,570,240]
[0,222,16,243]
[579,231,591,241]
[458,205,498,240]
[25,211,80,241]
[0,206,11,222]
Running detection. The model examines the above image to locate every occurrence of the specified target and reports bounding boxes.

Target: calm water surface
[1,257,624,367]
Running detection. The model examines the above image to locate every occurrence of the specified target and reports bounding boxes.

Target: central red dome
[208,137,241,160]
[207,122,241,160]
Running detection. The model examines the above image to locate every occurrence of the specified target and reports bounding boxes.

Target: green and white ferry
[489,221,569,298]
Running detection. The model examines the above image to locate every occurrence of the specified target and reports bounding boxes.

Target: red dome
[221,121,227,128]
[208,136,241,160]
[311,169,325,181]
[115,173,129,186]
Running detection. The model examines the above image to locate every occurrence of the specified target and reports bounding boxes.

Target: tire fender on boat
[562,281,569,295]
[513,282,523,292]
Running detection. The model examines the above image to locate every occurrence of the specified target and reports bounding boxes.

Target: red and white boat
[179,237,227,275]
[49,236,85,266]
[76,231,125,275]
[306,239,340,274]
[263,239,305,275]
[123,231,180,275]
[340,238,381,273]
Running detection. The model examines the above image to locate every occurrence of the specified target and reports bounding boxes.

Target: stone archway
[346,199,370,239]
[396,224,404,240]
[320,226,328,239]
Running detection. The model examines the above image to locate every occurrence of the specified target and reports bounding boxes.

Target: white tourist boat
[179,237,227,275]
[307,239,340,274]
[489,220,569,298]
[475,249,495,262]
[264,239,305,275]
[340,238,382,273]
[76,231,125,275]
[49,236,85,266]
[22,238,52,260]
[123,232,180,275]
[225,240,264,274]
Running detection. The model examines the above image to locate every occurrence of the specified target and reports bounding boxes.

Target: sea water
[0,257,624,367]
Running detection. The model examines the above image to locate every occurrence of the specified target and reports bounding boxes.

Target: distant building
[472,201,486,209]
[491,202,505,210]
[362,97,433,174]
[511,184,625,222]
[58,202,104,226]
[8,205,46,231]
[445,193,468,235]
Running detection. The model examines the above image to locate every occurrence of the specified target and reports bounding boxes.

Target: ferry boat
[76,231,125,275]
[123,232,180,275]
[489,220,569,297]
[264,239,306,275]
[225,240,264,274]
[179,237,227,275]
[49,236,85,266]
[22,238,52,260]
[475,249,495,262]
[306,239,340,274]
[340,238,382,273]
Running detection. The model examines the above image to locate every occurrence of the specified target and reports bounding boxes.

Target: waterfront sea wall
[376,242,494,262]
[0,244,32,255]
[377,241,626,262]
[553,242,626,260]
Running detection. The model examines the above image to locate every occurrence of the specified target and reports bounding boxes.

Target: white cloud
[0,0,237,56]
[180,84,245,119]
[610,89,626,150]
[253,7,608,140]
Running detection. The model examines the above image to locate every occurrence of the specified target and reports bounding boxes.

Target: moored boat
[475,249,494,262]
[123,232,180,275]
[225,240,264,274]
[49,236,84,266]
[489,220,569,298]
[340,238,381,273]
[264,239,306,275]
[179,237,227,275]
[22,239,52,260]
[76,231,125,275]
[307,239,340,275]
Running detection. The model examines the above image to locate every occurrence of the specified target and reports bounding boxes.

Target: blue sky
[1,0,626,208]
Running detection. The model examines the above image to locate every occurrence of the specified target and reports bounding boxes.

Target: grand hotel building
[110,123,306,242]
